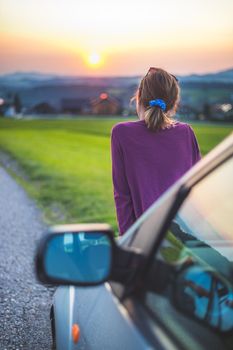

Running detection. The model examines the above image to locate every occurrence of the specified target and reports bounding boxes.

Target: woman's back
[111,119,201,235]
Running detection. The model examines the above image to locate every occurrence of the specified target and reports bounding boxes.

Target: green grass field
[0,117,232,234]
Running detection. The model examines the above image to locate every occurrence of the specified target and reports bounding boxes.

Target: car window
[143,156,233,334]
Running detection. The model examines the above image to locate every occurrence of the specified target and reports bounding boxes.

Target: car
[36,133,233,350]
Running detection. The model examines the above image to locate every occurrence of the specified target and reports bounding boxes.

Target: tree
[14,94,22,113]
[203,103,211,120]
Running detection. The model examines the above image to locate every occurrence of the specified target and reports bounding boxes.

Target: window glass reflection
[148,157,233,332]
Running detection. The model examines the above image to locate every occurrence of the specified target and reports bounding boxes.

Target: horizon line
[1,66,233,79]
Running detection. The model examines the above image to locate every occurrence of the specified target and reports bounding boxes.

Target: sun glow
[88,53,102,67]
[1,0,233,75]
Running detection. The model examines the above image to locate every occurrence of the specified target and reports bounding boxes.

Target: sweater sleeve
[111,127,136,235]
[188,125,202,165]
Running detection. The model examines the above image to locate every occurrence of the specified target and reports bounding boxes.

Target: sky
[0,0,233,76]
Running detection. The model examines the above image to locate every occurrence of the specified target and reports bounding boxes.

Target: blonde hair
[134,67,180,132]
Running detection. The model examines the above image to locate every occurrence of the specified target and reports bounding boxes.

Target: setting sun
[88,53,101,67]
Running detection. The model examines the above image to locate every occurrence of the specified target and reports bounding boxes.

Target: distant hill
[0,71,140,89]
[0,68,232,89]
[180,68,233,84]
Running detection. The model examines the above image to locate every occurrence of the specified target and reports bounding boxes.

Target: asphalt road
[0,167,53,349]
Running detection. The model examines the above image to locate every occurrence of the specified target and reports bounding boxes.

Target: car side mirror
[36,224,115,286]
[36,224,145,287]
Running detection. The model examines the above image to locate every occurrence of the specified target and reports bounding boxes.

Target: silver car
[36,134,233,350]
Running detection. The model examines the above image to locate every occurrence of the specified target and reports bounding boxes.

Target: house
[177,104,199,120]
[30,102,56,114]
[0,95,16,117]
[4,105,16,117]
[90,93,122,115]
[61,98,91,114]
[211,103,233,122]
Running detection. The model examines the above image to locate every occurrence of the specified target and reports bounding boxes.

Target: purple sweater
[111,120,201,235]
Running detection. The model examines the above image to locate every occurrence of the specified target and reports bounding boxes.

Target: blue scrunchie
[149,99,166,111]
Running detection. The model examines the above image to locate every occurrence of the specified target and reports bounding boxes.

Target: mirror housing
[36,223,145,287]
[36,224,115,286]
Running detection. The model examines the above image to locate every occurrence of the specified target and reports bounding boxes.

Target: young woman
[111,67,201,236]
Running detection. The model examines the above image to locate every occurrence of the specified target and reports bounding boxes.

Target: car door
[54,136,232,350]
[121,151,233,350]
